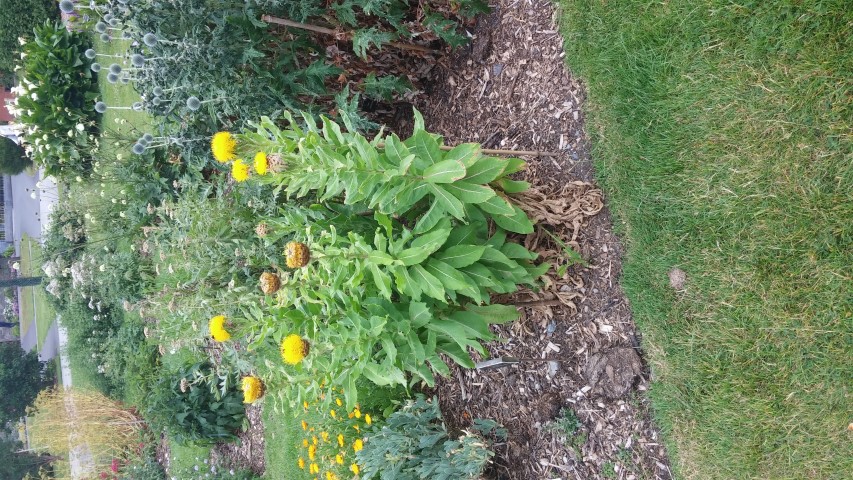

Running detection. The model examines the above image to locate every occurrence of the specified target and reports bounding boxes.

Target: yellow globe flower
[281,334,309,365]
[353,438,363,452]
[310,463,319,474]
[254,152,268,175]
[241,376,265,403]
[337,434,344,447]
[301,420,308,431]
[364,414,372,425]
[231,158,250,182]
[308,444,317,461]
[350,464,360,475]
[297,457,305,470]
[211,132,237,163]
[208,315,230,342]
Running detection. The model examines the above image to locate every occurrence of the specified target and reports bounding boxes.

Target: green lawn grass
[17,233,56,348]
[558,1,851,478]
[262,399,304,479]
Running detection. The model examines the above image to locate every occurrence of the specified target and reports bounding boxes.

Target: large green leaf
[478,195,516,216]
[428,184,466,220]
[442,143,481,168]
[434,245,486,268]
[464,156,509,184]
[444,181,496,203]
[409,265,445,301]
[412,201,445,235]
[464,304,520,324]
[435,341,476,369]
[407,129,443,168]
[494,177,531,194]
[425,259,469,290]
[422,159,466,183]
[491,204,535,234]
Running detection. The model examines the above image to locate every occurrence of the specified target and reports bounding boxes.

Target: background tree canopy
[0,136,31,175]
[0,342,53,425]
[0,0,58,81]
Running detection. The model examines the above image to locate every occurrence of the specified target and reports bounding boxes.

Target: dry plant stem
[262,15,438,55]
[512,298,563,307]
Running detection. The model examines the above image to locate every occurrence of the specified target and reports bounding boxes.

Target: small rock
[585,347,643,399]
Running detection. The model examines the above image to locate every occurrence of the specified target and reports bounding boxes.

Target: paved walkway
[12,169,61,359]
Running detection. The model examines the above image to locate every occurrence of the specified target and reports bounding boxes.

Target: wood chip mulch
[405,0,675,478]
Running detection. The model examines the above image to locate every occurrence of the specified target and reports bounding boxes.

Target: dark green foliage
[0,0,58,74]
[356,395,503,479]
[0,137,31,175]
[14,21,99,178]
[0,342,53,424]
[0,438,55,480]
[145,362,246,445]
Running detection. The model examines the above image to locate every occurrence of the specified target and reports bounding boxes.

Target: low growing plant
[356,395,503,479]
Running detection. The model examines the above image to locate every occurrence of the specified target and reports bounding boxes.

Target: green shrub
[0,0,58,74]
[356,395,503,479]
[0,136,30,174]
[145,362,246,445]
[12,21,99,178]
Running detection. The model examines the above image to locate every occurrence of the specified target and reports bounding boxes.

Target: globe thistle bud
[94,102,107,113]
[108,63,122,75]
[95,22,108,33]
[90,62,102,73]
[59,0,75,14]
[152,86,164,96]
[143,33,158,47]
[84,49,96,59]
[131,143,145,155]
[131,54,145,67]
[186,96,201,111]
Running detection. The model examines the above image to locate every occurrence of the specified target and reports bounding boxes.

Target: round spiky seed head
[259,272,281,295]
[84,49,96,59]
[152,86,164,96]
[143,33,158,47]
[255,222,269,237]
[90,62,102,73]
[59,0,75,14]
[285,242,310,268]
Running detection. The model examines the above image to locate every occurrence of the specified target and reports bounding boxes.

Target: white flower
[30,192,37,199]
[75,176,82,182]
[11,262,20,271]
[99,264,106,272]
[31,92,37,101]
[18,37,26,45]
[119,212,126,218]
[76,123,85,132]
[111,198,117,204]
[67,130,74,138]
[20,52,26,59]
[42,134,48,141]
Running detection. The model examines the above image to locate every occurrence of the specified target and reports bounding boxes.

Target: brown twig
[262,15,438,55]
[511,298,563,307]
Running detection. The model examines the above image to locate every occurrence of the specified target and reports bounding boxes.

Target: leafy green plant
[356,395,502,480]
[0,136,31,174]
[0,0,58,74]
[145,362,246,445]
[11,21,99,177]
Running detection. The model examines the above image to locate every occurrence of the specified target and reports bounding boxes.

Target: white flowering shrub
[10,21,100,178]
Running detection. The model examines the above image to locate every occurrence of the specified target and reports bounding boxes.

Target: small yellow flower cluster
[296,393,372,478]
[209,131,269,182]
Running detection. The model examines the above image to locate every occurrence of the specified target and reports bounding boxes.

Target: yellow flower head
[364,414,372,425]
[321,431,329,442]
[231,158,250,182]
[310,463,319,474]
[304,401,310,410]
[330,409,337,419]
[281,334,309,365]
[326,472,337,480]
[336,398,342,407]
[301,420,308,431]
[208,315,230,342]
[298,457,305,469]
[312,436,318,446]
[335,453,344,465]
[353,439,363,452]
[254,152,268,175]
[353,408,361,418]
[350,464,360,475]
[337,434,344,447]
[211,132,237,163]
[308,444,317,461]
[241,376,265,403]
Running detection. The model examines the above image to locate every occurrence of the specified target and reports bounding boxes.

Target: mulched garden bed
[205,1,673,479]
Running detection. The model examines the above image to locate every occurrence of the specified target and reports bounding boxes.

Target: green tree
[0,0,58,75]
[0,342,52,424]
[0,136,31,175]
[0,439,56,479]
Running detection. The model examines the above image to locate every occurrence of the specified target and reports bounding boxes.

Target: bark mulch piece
[405,0,674,478]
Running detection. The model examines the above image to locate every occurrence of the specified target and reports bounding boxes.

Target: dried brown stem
[262,15,438,55]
